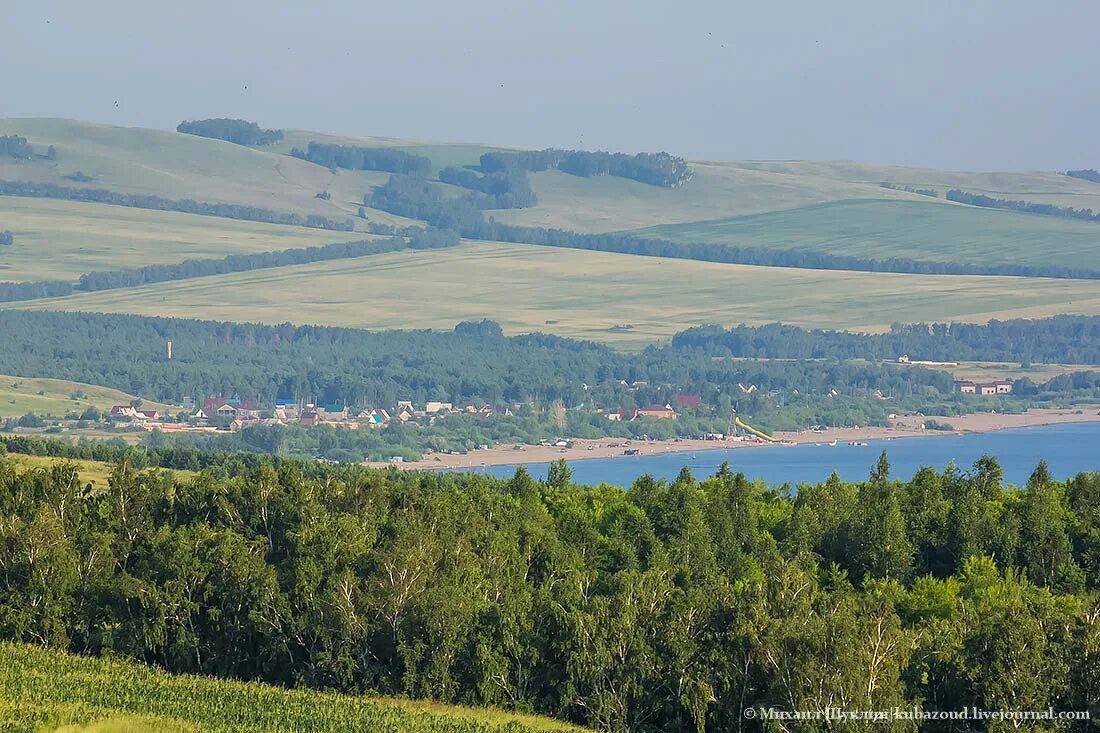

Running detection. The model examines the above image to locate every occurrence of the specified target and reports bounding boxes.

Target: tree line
[438,167,537,209]
[73,234,460,292]
[880,182,938,197]
[479,148,692,187]
[947,188,1100,223]
[291,142,432,176]
[1,448,1099,731]
[176,118,284,146]
[0,311,969,414]
[0,180,355,232]
[367,174,1100,280]
[1066,169,1100,184]
[1,229,461,302]
[671,316,1100,365]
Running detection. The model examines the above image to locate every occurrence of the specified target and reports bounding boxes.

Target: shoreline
[369,406,1100,471]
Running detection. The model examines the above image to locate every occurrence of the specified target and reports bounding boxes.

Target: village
[104,392,708,435]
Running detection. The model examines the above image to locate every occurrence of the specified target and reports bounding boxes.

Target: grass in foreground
[0,375,171,421]
[0,642,585,733]
[7,241,1100,348]
[0,197,364,282]
[632,199,1100,272]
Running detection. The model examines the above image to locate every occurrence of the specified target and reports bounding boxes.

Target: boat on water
[829,440,838,447]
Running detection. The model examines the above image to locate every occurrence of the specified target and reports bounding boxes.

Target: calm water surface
[464,422,1100,487]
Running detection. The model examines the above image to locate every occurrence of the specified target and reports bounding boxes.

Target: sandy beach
[369,406,1100,470]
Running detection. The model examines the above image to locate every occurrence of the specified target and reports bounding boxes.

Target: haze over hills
[2,116,1100,345]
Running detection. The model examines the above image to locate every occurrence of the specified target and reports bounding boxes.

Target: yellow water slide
[734,417,776,442]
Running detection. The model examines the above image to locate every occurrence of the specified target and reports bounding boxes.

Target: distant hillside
[633,199,1100,272]
[0,642,585,733]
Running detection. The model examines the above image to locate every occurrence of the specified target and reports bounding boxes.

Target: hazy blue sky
[3,0,1097,170]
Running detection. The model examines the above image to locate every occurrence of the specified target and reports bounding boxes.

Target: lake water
[464,422,1100,487]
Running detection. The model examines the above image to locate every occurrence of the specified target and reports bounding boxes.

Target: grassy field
[0,374,171,420]
[0,642,586,733]
[0,197,366,282]
[3,454,126,487]
[632,199,1100,271]
[0,118,420,228]
[9,242,1100,348]
[946,361,1100,383]
[489,160,1100,234]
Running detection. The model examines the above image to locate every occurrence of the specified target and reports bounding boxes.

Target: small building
[110,405,137,419]
[425,401,453,414]
[954,380,977,394]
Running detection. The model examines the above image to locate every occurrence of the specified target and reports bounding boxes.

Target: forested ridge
[0,311,985,409]
[1,449,1099,731]
[947,189,1100,223]
[671,317,1100,364]
[366,174,1100,279]
[6,312,1100,460]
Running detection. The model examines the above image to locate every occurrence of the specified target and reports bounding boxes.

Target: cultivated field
[633,199,1100,271]
[10,242,1100,348]
[0,642,586,733]
[0,374,171,420]
[0,197,364,282]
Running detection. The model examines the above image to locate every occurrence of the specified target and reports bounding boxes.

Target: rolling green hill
[632,199,1100,271]
[0,374,172,420]
[4,117,1100,346]
[0,642,586,733]
[0,197,363,282]
[9,241,1100,347]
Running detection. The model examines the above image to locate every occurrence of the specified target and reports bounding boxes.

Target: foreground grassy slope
[0,374,171,420]
[633,199,1100,271]
[0,197,363,282]
[0,642,585,733]
[10,241,1100,347]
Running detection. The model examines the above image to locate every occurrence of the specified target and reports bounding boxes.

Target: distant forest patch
[480,148,692,187]
[880,182,938,197]
[948,188,1100,223]
[1065,169,1100,184]
[0,135,55,161]
[176,118,284,146]
[290,142,432,176]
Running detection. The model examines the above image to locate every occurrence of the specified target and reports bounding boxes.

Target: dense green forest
[177,118,284,146]
[291,142,433,175]
[0,311,967,409]
[366,174,1100,279]
[5,312,1100,459]
[1,449,1098,731]
[671,317,1100,364]
[947,189,1100,222]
